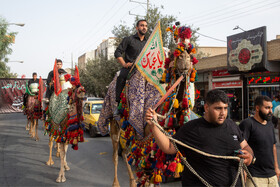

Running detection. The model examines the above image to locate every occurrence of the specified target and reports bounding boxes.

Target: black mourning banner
[227,26,267,73]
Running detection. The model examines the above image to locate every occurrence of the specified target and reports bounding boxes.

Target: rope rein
[150,118,258,187]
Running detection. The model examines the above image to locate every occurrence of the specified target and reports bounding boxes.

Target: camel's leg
[35,119,39,141]
[56,143,66,183]
[28,119,33,135]
[63,144,70,171]
[56,142,61,157]
[110,120,121,187]
[25,119,30,131]
[30,119,35,138]
[122,151,136,187]
[46,138,54,166]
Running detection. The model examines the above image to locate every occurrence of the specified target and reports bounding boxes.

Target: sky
[1,0,279,78]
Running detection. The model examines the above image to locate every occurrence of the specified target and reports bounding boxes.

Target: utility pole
[129,0,149,19]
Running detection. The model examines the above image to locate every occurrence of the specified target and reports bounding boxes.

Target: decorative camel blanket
[26,95,42,119]
[49,90,69,125]
[97,70,161,139]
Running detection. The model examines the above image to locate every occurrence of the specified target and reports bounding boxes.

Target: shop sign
[227,26,267,73]
[248,75,280,85]
[212,70,231,77]
[212,80,243,89]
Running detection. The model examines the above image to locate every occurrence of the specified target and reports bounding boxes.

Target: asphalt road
[1,113,280,187]
[0,113,180,187]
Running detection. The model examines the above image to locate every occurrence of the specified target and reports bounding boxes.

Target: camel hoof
[112,180,120,187]
[56,176,66,183]
[35,137,39,141]
[64,165,70,171]
[46,160,54,166]
[130,179,136,187]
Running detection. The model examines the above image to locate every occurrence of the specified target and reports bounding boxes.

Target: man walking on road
[145,89,253,186]
[239,95,280,187]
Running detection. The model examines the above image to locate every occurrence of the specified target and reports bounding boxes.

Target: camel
[44,66,85,183]
[25,95,42,141]
[97,24,198,186]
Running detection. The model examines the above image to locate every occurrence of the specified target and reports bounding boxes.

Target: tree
[112,5,199,50]
[0,16,17,78]
[80,56,121,97]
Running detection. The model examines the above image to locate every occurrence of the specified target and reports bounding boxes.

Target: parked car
[83,100,104,137]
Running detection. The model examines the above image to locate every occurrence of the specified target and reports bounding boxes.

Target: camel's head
[176,50,192,75]
[76,86,86,100]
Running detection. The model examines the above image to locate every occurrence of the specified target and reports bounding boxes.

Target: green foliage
[111,5,200,53]
[0,16,17,78]
[112,5,176,48]
[80,56,121,97]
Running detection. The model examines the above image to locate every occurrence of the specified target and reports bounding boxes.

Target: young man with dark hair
[45,59,67,101]
[145,89,253,186]
[114,19,148,116]
[239,95,280,187]
[28,72,39,94]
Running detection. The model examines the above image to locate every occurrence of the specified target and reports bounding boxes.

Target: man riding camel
[114,19,148,116]
[45,59,67,102]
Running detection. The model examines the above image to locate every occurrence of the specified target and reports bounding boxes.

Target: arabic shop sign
[247,75,280,85]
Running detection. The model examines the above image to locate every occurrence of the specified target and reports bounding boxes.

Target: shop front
[212,70,243,121]
[246,73,280,116]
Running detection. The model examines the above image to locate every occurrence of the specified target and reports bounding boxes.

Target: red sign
[212,80,243,89]
[212,70,231,77]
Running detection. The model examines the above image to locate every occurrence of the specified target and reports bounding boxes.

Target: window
[84,103,90,114]
[91,104,103,114]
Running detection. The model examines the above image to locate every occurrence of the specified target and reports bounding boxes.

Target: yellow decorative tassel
[73,138,78,145]
[175,162,184,173]
[161,72,166,82]
[173,99,179,108]
[155,174,162,183]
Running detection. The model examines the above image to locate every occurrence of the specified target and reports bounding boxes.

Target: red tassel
[168,162,177,172]
[156,160,164,169]
[182,98,188,108]
[73,145,78,150]
[168,117,173,127]
[123,109,128,118]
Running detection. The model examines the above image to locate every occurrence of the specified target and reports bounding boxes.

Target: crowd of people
[146,90,280,186]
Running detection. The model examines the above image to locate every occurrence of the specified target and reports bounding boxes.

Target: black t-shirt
[173,117,244,187]
[239,117,276,177]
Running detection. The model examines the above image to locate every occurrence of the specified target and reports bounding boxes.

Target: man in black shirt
[239,95,280,186]
[45,59,67,101]
[114,19,147,115]
[145,89,254,186]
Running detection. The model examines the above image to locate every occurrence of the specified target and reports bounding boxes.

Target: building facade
[194,37,280,120]
[78,37,117,69]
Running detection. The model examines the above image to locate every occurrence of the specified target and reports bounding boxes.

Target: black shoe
[113,107,120,117]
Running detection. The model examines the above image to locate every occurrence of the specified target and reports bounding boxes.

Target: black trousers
[45,86,53,100]
[115,67,131,103]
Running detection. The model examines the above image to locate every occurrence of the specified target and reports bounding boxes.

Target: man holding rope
[146,89,253,186]
[240,95,280,187]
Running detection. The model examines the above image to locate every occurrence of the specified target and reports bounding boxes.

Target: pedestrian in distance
[272,95,280,113]
[239,95,280,187]
[274,104,280,141]
[145,89,253,186]
[113,19,148,116]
